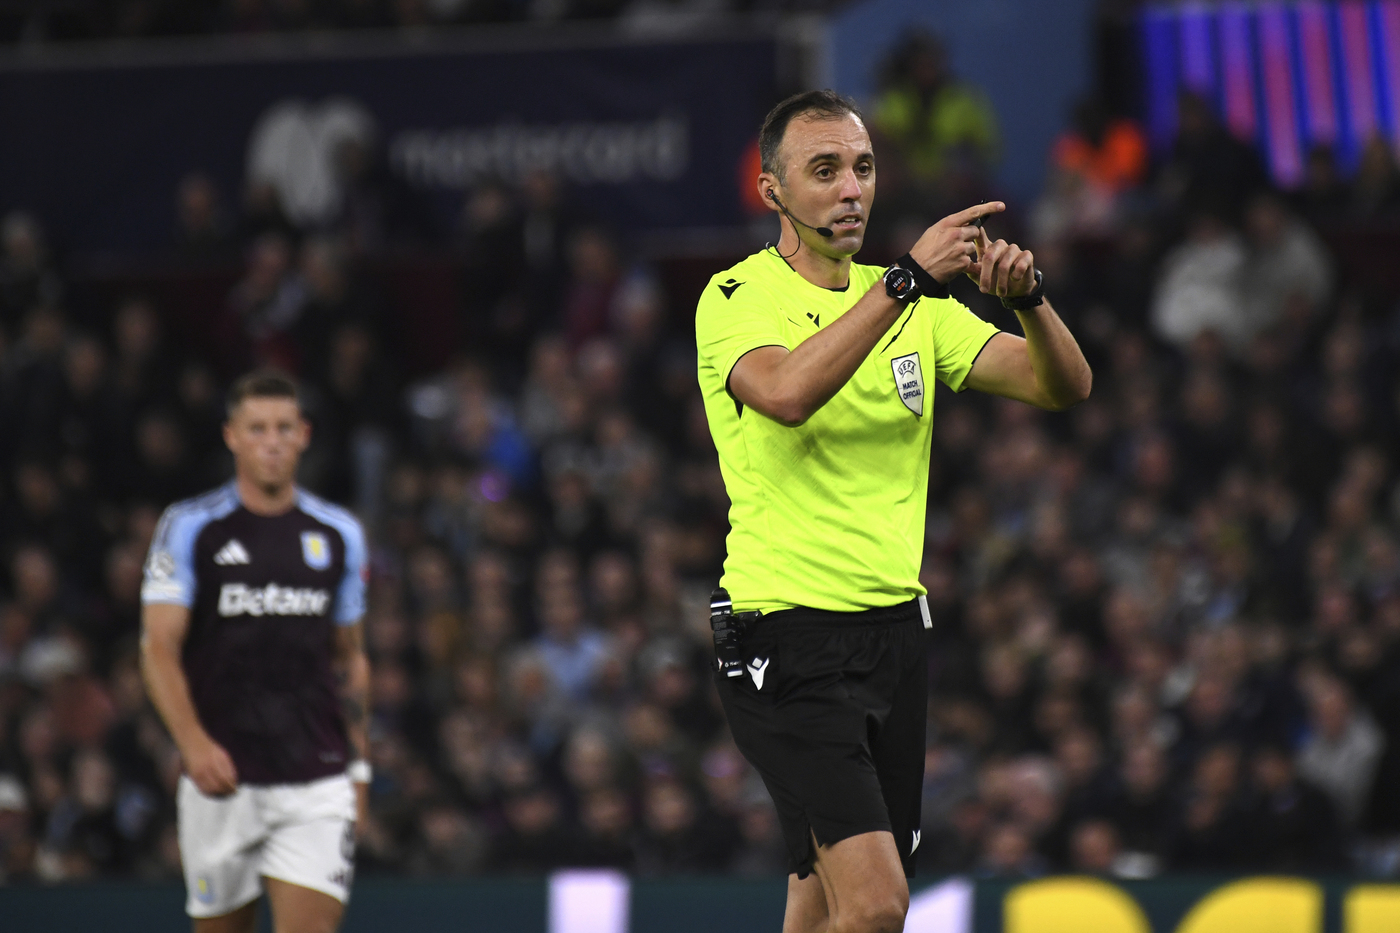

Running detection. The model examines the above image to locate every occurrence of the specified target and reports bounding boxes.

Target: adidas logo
[213,539,251,566]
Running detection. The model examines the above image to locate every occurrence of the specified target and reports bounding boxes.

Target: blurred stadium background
[4,0,1400,930]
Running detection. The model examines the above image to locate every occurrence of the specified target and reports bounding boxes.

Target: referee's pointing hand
[907,201,1005,286]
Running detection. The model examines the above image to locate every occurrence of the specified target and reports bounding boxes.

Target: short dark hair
[226,370,300,418]
[759,89,865,182]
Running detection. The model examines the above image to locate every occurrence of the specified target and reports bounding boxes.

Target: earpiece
[767,191,833,239]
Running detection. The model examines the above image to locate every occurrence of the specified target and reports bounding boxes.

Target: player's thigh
[810,830,908,933]
[192,901,258,933]
[178,777,266,920]
[264,876,344,933]
[259,775,356,907]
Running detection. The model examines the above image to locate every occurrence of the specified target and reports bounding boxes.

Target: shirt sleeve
[695,275,789,388]
[335,518,369,626]
[928,297,1000,392]
[141,507,203,607]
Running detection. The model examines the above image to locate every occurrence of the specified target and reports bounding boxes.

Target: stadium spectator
[173,173,236,263]
[0,212,62,340]
[1239,192,1333,337]
[1244,744,1344,871]
[870,30,999,211]
[1350,135,1400,221]
[1296,675,1385,829]
[1150,206,1249,351]
[1155,91,1267,220]
[1033,99,1149,245]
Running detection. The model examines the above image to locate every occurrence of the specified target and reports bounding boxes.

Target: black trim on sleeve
[957,331,1002,393]
[723,344,788,413]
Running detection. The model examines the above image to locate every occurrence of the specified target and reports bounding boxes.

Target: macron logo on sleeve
[718,279,744,299]
[213,540,251,566]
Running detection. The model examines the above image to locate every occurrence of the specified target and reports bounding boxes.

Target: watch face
[886,267,914,299]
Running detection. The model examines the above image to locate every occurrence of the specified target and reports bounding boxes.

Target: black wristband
[1001,269,1045,311]
[896,253,950,300]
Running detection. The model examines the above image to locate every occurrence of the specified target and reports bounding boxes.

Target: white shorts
[177,772,356,918]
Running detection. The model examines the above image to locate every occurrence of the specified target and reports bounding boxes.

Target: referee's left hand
[968,228,1037,299]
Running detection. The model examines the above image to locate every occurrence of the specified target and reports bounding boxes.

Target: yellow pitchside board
[1005,877,1151,933]
[1001,877,1400,933]
[1345,885,1400,933]
[1175,879,1320,933]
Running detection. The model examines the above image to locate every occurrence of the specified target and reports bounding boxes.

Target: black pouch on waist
[710,587,761,678]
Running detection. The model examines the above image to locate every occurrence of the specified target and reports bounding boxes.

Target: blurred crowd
[6,26,1400,890]
[0,0,817,45]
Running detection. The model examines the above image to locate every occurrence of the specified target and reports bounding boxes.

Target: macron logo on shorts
[213,539,251,566]
[218,583,331,617]
[747,657,769,690]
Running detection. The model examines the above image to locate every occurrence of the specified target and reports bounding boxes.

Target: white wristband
[347,760,372,784]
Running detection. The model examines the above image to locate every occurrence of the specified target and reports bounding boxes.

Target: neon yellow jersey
[696,248,998,613]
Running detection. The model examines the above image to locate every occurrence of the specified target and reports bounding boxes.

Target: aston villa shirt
[142,482,368,785]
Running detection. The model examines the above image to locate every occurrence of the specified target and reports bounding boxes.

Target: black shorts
[714,598,928,879]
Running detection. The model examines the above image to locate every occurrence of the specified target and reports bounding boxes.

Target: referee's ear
[756,175,783,214]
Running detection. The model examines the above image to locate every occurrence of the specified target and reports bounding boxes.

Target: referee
[697,91,1090,933]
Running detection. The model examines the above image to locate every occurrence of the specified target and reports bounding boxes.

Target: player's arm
[333,621,370,764]
[140,603,238,795]
[730,202,1003,426]
[962,232,1092,411]
[333,620,371,834]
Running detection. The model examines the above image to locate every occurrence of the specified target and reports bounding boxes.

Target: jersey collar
[769,247,851,293]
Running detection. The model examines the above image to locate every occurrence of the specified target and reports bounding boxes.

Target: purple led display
[1142,0,1400,187]
[1338,0,1380,147]
[1259,5,1304,186]
[1297,1,1339,147]
[1219,5,1258,142]
[1379,1,1400,153]
[1179,5,1218,96]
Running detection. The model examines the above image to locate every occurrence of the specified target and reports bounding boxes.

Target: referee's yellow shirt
[696,249,998,614]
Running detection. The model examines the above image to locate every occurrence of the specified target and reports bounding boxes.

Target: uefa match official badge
[890,352,924,416]
[301,532,331,570]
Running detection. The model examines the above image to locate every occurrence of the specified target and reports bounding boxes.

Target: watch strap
[895,253,950,300]
[1001,269,1044,310]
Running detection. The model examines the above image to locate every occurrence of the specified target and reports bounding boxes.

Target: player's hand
[907,201,1005,285]
[967,228,1037,298]
[183,734,238,796]
[353,781,369,842]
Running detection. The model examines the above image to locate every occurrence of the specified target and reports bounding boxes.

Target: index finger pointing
[946,201,1006,227]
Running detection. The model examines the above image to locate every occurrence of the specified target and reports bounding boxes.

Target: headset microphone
[767,191,834,238]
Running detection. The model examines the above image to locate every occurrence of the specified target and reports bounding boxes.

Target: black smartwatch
[883,264,919,303]
[1001,269,1045,311]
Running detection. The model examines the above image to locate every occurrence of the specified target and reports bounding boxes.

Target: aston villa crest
[301,531,331,570]
[890,352,924,416]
